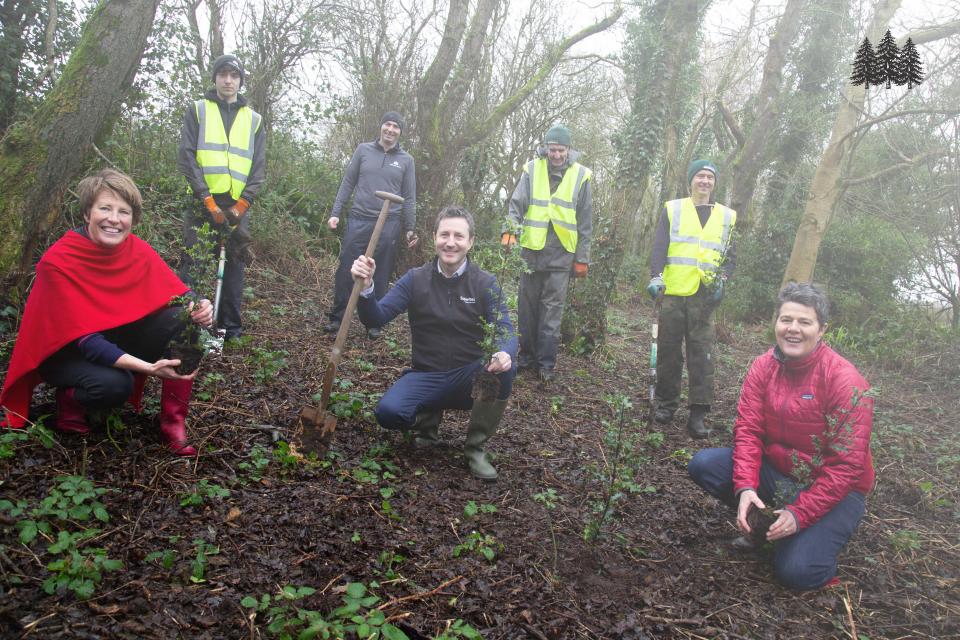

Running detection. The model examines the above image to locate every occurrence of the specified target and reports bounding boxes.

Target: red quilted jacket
[732,342,874,530]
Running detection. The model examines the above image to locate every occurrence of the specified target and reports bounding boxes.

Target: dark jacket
[357,257,517,372]
[177,89,267,206]
[330,140,417,232]
[733,342,874,530]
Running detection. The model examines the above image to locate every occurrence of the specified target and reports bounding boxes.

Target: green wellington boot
[464,399,508,480]
[412,410,443,448]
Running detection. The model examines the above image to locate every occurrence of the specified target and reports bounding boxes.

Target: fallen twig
[376,574,464,611]
[842,585,858,640]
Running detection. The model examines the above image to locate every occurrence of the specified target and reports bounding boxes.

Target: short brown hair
[433,205,475,237]
[777,282,830,326]
[77,169,143,225]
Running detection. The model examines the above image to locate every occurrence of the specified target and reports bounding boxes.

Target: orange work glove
[500,233,517,250]
[573,262,589,278]
[203,195,226,225]
[224,197,250,226]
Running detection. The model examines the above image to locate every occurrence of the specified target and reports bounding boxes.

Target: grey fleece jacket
[177,89,267,206]
[506,147,593,271]
[330,140,417,232]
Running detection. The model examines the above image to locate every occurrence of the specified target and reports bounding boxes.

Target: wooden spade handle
[318,191,404,407]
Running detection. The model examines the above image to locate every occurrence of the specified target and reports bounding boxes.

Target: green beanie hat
[544,125,572,147]
[687,159,718,185]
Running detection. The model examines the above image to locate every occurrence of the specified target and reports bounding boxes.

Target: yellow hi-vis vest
[663,198,736,296]
[194,99,261,201]
[519,158,592,253]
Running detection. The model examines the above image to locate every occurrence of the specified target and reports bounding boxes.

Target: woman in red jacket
[1,169,213,455]
[688,282,873,590]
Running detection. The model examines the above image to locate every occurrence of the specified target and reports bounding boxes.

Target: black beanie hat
[381,111,404,134]
[211,54,245,88]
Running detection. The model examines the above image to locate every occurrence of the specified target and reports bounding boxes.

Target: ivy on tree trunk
[0,0,160,295]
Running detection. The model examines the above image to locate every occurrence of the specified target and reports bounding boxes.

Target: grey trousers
[655,287,717,410]
[517,269,571,371]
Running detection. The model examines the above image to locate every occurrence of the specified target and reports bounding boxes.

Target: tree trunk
[563,0,709,350]
[781,0,960,284]
[412,0,622,220]
[0,0,159,293]
[206,0,224,59]
[617,0,709,253]
[727,0,808,225]
[0,0,42,132]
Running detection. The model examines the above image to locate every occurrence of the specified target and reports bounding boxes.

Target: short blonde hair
[77,169,143,225]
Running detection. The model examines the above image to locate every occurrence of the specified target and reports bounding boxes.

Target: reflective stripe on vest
[194,100,261,201]
[662,198,736,297]
[519,158,592,253]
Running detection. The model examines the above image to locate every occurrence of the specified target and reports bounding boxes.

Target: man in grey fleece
[504,125,592,382]
[178,54,266,341]
[325,111,418,337]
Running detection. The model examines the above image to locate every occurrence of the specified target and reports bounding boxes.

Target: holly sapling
[473,225,526,402]
[534,488,561,573]
[701,228,737,305]
[169,222,219,373]
[583,394,635,543]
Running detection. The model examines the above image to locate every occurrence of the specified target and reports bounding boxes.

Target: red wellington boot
[55,388,90,435]
[159,379,198,456]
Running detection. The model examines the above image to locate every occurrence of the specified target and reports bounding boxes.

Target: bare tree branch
[472,6,623,141]
[843,147,947,186]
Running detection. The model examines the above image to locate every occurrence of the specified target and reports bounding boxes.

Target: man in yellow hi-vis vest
[178,54,266,341]
[504,125,593,382]
[647,159,736,439]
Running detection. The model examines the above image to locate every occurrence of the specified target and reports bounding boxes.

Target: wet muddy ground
[1,257,957,639]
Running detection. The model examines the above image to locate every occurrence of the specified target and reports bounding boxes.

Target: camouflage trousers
[655,288,717,410]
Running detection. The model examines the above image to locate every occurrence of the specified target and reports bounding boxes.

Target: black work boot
[686,404,710,439]
[323,319,340,333]
[654,406,675,424]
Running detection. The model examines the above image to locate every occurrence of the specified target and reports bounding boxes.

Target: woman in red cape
[0,169,214,456]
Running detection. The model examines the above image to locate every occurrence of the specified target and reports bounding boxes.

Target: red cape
[1,231,188,427]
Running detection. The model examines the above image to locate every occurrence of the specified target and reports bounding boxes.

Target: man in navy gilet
[350,206,517,480]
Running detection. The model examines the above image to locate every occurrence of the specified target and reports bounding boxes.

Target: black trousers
[181,204,250,338]
[329,215,402,322]
[39,307,184,409]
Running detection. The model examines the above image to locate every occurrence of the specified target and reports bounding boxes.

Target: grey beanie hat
[381,111,404,134]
